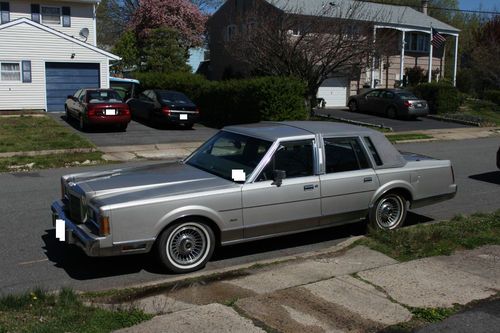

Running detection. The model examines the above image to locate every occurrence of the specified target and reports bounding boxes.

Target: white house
[0,0,120,112]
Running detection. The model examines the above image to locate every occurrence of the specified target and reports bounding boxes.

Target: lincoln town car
[51,122,457,273]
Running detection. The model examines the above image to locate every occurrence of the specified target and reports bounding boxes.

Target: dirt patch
[236,287,384,333]
[166,281,256,305]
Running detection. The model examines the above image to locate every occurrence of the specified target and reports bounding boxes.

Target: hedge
[412,82,460,114]
[133,72,308,127]
[483,90,500,106]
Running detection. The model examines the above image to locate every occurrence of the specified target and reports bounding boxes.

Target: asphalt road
[0,138,499,295]
[315,108,470,132]
[47,112,217,147]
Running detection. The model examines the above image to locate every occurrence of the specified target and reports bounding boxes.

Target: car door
[379,90,396,114]
[241,138,321,238]
[319,136,379,225]
[75,90,86,117]
[67,89,81,116]
[361,90,382,113]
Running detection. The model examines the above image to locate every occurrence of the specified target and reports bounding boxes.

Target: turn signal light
[99,216,110,236]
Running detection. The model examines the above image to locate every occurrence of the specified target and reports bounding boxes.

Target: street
[0,137,499,295]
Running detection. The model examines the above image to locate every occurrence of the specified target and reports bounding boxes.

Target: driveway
[47,112,217,147]
[315,108,470,132]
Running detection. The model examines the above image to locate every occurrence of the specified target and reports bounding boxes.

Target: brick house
[207,0,459,107]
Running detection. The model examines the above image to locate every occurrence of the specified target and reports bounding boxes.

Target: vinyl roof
[267,0,459,33]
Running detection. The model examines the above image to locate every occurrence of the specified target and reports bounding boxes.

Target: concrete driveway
[47,112,217,148]
[315,108,470,132]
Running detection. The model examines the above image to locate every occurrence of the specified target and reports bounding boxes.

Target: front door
[320,137,379,225]
[242,139,321,238]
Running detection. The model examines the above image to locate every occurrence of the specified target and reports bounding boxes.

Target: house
[0,0,120,112]
[207,0,459,107]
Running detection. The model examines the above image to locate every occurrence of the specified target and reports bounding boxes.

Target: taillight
[87,105,96,116]
[99,216,110,236]
[162,106,171,115]
[121,106,130,116]
[404,101,412,107]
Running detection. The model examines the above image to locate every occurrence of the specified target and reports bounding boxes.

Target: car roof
[224,121,377,141]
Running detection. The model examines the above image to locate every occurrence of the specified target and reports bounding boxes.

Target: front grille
[69,193,84,223]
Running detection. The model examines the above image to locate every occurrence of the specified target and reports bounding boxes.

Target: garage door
[45,63,100,112]
[317,77,348,108]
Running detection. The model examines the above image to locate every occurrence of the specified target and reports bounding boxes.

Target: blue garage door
[45,63,100,112]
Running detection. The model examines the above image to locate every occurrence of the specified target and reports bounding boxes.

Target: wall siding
[8,0,96,45]
[0,22,109,111]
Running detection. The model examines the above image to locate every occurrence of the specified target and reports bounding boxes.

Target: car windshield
[158,91,193,104]
[396,92,419,99]
[186,131,273,182]
[87,90,122,103]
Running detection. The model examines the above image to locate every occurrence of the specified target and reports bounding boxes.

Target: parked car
[347,89,429,119]
[109,77,140,102]
[51,121,457,273]
[65,89,131,131]
[127,90,199,128]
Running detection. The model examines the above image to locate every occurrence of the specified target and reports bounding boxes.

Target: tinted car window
[364,136,383,166]
[396,92,418,99]
[158,91,193,104]
[366,90,381,98]
[324,137,369,173]
[382,91,395,99]
[87,90,122,103]
[259,140,314,181]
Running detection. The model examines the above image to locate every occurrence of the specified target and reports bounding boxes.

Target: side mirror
[271,169,286,187]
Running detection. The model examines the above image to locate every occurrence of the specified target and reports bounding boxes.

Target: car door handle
[304,184,315,191]
[364,177,373,183]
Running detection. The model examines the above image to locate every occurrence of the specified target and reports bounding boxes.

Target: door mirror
[271,169,286,187]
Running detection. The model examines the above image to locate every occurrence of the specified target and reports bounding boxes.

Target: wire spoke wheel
[375,195,404,229]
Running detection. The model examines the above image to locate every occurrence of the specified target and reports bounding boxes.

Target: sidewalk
[104,243,500,333]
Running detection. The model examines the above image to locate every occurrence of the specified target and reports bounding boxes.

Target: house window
[405,32,430,53]
[41,6,61,25]
[0,2,9,24]
[1,62,21,81]
[225,24,237,41]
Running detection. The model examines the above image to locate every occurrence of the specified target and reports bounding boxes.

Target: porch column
[453,34,459,87]
[399,30,405,86]
[428,29,433,82]
[371,26,377,88]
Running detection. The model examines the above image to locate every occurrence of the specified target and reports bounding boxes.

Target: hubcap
[168,226,207,266]
[376,195,403,229]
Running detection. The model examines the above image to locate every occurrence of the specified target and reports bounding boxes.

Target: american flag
[431,28,446,48]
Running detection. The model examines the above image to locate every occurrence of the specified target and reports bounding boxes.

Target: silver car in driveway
[51,122,457,273]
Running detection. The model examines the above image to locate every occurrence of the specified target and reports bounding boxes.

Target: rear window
[396,92,418,99]
[158,91,192,104]
[364,137,383,166]
[87,90,122,103]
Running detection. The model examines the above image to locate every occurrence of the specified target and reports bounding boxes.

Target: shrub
[405,66,426,86]
[483,90,500,105]
[412,82,460,114]
[132,72,308,127]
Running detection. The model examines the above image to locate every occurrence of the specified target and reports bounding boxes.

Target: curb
[313,112,394,131]
[426,114,482,127]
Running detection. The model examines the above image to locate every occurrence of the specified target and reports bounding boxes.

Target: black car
[127,90,199,128]
[347,89,429,119]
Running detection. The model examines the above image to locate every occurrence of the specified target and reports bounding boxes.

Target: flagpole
[428,27,433,83]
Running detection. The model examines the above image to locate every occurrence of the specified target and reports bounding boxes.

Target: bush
[405,66,426,86]
[483,90,500,105]
[132,72,308,127]
[412,82,460,114]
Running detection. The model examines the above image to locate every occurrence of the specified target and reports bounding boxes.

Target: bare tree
[224,0,396,106]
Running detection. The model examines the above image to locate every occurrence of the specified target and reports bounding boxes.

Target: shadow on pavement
[469,171,500,185]
[60,114,125,133]
[131,116,194,131]
[41,211,433,280]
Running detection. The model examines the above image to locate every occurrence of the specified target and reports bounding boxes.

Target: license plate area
[180,114,188,120]
[105,109,116,116]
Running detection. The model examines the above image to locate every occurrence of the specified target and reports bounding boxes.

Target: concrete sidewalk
[109,244,500,333]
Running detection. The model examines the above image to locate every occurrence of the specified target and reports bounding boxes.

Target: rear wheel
[386,106,397,119]
[369,192,407,230]
[156,220,215,273]
[348,100,358,112]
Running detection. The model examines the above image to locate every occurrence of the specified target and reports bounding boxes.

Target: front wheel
[156,220,215,273]
[369,192,407,230]
[386,106,397,119]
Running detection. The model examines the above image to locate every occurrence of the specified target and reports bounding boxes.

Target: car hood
[65,162,238,206]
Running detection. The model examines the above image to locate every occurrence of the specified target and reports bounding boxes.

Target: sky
[459,0,499,11]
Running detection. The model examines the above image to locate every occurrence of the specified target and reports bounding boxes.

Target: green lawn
[386,133,433,143]
[0,152,109,173]
[356,211,500,261]
[460,99,500,126]
[0,289,152,333]
[0,116,94,153]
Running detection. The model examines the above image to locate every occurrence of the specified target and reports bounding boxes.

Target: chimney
[421,0,429,15]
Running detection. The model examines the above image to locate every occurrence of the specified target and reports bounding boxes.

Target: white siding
[0,22,109,111]
[8,0,96,45]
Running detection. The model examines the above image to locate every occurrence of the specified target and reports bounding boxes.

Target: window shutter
[62,6,71,27]
[0,2,10,24]
[22,61,31,83]
[31,4,40,23]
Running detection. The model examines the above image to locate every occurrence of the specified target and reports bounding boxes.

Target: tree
[225,1,394,106]
[95,0,127,49]
[470,16,500,90]
[130,0,207,49]
[112,30,140,72]
[142,27,192,73]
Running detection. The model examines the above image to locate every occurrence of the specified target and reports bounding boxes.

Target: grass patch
[0,288,152,333]
[386,133,433,143]
[446,99,500,126]
[410,306,459,322]
[356,211,500,261]
[0,152,110,173]
[0,115,94,153]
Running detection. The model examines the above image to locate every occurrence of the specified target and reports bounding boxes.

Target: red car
[65,89,131,131]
